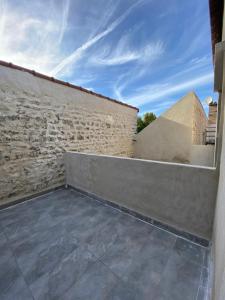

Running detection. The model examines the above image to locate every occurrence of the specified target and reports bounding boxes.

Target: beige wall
[212,39,225,300]
[190,145,215,167]
[134,92,210,164]
[213,125,225,300]
[163,91,207,144]
[134,116,192,163]
[65,151,217,240]
[0,65,137,205]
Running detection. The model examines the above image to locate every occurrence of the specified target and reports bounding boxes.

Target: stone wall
[208,103,217,125]
[0,65,137,204]
[192,98,208,144]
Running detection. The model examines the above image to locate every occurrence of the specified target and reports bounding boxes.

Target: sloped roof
[0,60,139,112]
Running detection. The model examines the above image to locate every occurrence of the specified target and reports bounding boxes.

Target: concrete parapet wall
[190,145,215,167]
[65,151,217,240]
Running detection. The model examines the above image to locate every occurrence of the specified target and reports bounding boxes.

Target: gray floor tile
[64,260,119,300]
[0,189,210,300]
[203,247,210,268]
[0,276,33,300]
[200,267,209,288]
[9,222,69,258]
[100,225,176,300]
[0,189,68,225]
[146,226,176,247]
[196,286,209,300]
[16,234,79,285]
[124,240,172,283]
[82,219,121,258]
[82,210,154,259]
[0,256,33,300]
[0,231,13,264]
[60,207,120,259]
[113,212,154,241]
[100,238,143,278]
[173,237,205,266]
[1,190,87,244]
[29,246,97,300]
[107,279,158,300]
[2,211,57,242]
[154,252,202,300]
[101,225,172,281]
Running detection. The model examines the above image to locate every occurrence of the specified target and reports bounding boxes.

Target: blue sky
[0,0,216,115]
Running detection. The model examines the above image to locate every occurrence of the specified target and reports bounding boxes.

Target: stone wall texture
[192,96,208,144]
[208,103,217,125]
[0,65,137,204]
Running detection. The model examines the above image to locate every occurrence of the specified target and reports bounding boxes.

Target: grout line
[54,247,99,299]
[97,257,126,282]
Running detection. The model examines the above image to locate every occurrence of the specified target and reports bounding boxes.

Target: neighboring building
[134,91,214,166]
[208,102,218,125]
[0,61,138,204]
[205,102,217,144]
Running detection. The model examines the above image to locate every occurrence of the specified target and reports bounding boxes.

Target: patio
[0,188,209,300]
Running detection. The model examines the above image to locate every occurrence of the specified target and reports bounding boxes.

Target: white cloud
[58,0,70,46]
[89,0,120,39]
[90,37,164,66]
[50,0,146,76]
[0,0,70,74]
[92,51,140,66]
[113,41,164,99]
[0,0,213,113]
[125,72,214,106]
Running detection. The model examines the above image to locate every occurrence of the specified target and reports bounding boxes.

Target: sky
[0,0,217,115]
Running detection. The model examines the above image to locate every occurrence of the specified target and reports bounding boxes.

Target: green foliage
[143,112,156,125]
[137,117,145,133]
[137,112,156,133]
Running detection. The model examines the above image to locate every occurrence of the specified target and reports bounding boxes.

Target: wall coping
[66,151,216,170]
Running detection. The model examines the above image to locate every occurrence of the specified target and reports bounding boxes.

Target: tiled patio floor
[0,188,210,300]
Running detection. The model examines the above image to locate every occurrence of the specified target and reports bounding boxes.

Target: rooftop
[0,188,209,300]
